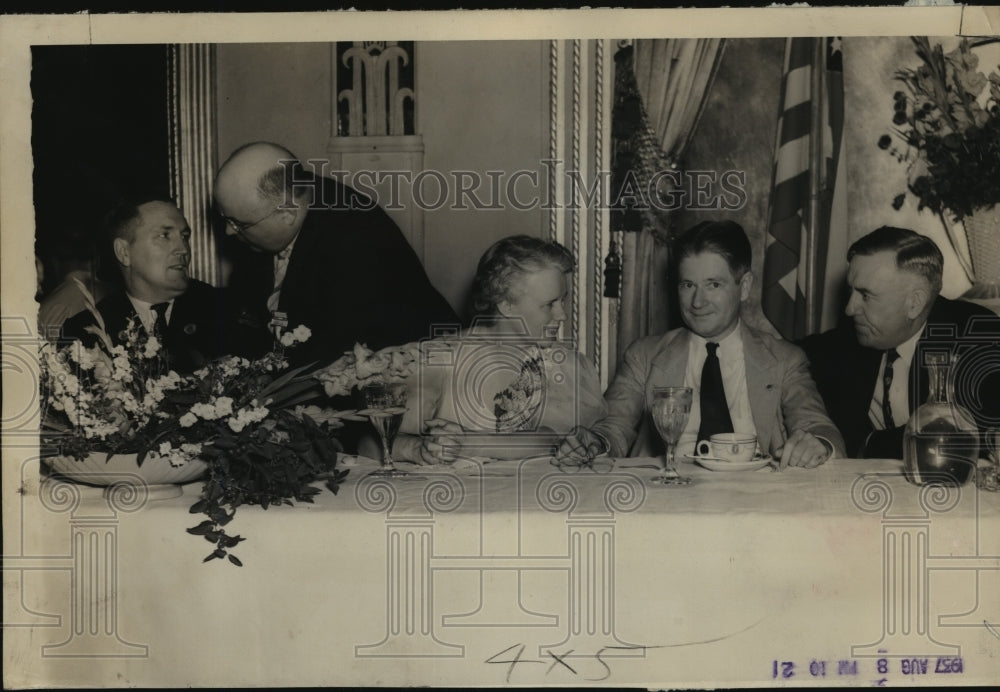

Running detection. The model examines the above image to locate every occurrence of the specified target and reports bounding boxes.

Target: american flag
[762,37,844,340]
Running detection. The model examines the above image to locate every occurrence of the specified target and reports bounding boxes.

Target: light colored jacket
[593,322,846,458]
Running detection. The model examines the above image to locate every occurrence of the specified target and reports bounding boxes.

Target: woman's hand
[418,418,464,464]
[394,419,464,465]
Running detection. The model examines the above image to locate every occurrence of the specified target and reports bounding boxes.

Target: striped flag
[762,37,844,340]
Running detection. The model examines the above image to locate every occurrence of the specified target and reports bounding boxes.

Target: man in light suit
[558,220,844,468]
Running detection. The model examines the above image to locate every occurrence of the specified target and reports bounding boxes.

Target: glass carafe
[903,350,979,486]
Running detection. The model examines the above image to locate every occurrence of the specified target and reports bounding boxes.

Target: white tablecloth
[4,455,999,687]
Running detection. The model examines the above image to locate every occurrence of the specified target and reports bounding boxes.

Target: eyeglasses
[221,207,280,234]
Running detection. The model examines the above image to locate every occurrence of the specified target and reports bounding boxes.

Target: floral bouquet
[40,282,347,566]
[880,37,1000,219]
[303,342,420,428]
[314,342,419,398]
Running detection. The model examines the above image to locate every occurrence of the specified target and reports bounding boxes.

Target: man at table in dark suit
[798,226,1000,459]
[62,196,230,374]
[214,141,458,368]
[558,220,845,469]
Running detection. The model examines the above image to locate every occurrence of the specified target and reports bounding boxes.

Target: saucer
[687,454,774,472]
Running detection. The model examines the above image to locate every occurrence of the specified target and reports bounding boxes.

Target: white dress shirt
[869,325,923,430]
[676,323,756,457]
[127,295,174,333]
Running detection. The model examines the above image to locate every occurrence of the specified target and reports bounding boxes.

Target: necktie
[882,348,900,428]
[267,245,294,314]
[151,302,169,337]
[698,341,734,440]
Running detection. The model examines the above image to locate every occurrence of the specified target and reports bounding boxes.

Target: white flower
[214,397,234,417]
[189,396,234,421]
[143,336,161,359]
[63,398,78,422]
[279,324,312,346]
[66,343,101,371]
[179,412,198,428]
[111,354,132,381]
[227,404,269,433]
[159,441,172,455]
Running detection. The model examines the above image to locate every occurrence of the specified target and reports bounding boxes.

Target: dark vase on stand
[903,351,979,486]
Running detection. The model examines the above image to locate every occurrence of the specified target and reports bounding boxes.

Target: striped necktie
[151,302,169,337]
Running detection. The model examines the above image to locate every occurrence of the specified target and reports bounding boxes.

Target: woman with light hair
[392,234,606,464]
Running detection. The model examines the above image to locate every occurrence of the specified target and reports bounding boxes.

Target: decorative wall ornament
[336,41,416,137]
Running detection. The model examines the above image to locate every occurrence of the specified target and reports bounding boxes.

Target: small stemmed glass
[361,381,409,477]
[650,386,693,485]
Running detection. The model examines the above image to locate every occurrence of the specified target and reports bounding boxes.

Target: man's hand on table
[775,429,832,470]
[555,426,608,463]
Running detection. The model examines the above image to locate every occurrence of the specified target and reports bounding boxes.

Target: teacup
[696,432,758,463]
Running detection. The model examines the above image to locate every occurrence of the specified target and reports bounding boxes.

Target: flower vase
[45,451,207,501]
[963,206,1000,300]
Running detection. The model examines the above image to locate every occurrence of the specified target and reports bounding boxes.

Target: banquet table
[4,454,999,688]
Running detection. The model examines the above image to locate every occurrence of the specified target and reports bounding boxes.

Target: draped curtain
[615,39,724,362]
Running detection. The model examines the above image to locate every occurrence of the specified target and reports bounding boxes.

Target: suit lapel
[741,323,781,445]
[649,329,690,391]
[103,292,138,344]
[169,290,207,343]
[278,220,318,313]
[628,329,689,456]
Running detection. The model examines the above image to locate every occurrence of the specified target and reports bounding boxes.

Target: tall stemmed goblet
[650,386,693,486]
[361,381,409,477]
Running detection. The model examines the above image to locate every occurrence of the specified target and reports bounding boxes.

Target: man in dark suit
[214,141,459,368]
[799,226,1000,459]
[62,196,231,374]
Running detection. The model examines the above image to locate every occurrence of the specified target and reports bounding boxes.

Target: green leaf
[254,361,320,406]
[189,499,207,514]
[228,554,243,567]
[221,534,244,548]
[187,520,216,536]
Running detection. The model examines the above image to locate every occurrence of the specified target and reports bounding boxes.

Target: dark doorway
[31,44,171,293]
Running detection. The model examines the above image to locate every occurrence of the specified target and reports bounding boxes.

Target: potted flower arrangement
[879,36,1000,297]
[40,282,347,566]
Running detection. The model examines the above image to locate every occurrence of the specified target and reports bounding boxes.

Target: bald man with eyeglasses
[215,141,458,369]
